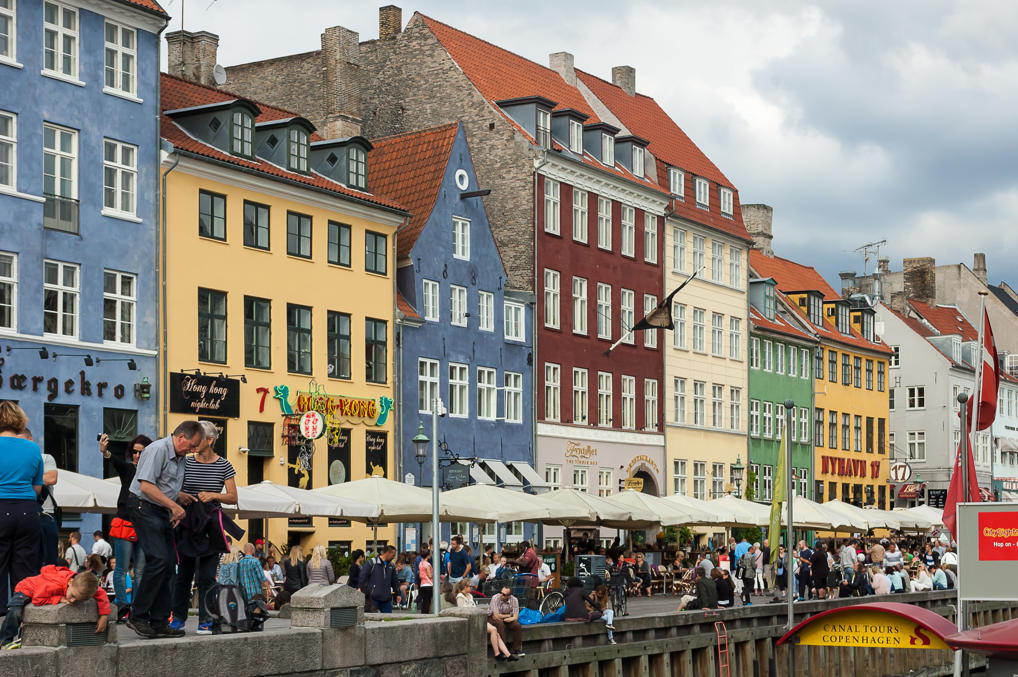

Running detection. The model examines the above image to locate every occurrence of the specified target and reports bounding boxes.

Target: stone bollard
[439,606,488,677]
[289,583,365,671]
[21,599,116,648]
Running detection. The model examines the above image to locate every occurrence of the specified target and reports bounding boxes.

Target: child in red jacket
[1,555,109,649]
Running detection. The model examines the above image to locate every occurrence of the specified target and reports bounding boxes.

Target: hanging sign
[777,604,955,650]
[888,461,912,482]
[169,373,240,418]
[624,477,644,491]
[300,411,325,439]
[897,482,924,499]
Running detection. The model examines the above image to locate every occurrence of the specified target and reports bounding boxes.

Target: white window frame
[452,216,470,260]
[621,375,636,430]
[673,459,687,495]
[799,407,809,443]
[102,269,135,346]
[43,259,78,338]
[504,371,523,423]
[692,307,705,352]
[572,276,587,335]
[673,377,686,424]
[573,467,588,492]
[504,302,524,341]
[572,188,588,243]
[422,279,439,322]
[596,282,611,339]
[788,406,797,442]
[907,386,926,410]
[776,341,786,374]
[644,213,658,263]
[693,461,706,500]
[544,269,560,329]
[601,133,614,166]
[450,285,467,327]
[0,110,14,190]
[43,123,76,199]
[231,111,253,157]
[536,108,551,147]
[750,399,760,436]
[762,401,773,438]
[568,119,583,154]
[694,177,709,208]
[712,384,723,428]
[478,291,493,332]
[693,380,705,426]
[712,462,725,499]
[598,468,613,497]
[544,178,560,235]
[729,387,741,431]
[729,247,741,288]
[418,358,439,413]
[729,317,741,359]
[692,234,705,271]
[669,167,684,198]
[788,345,798,377]
[711,312,723,356]
[801,348,810,379]
[102,138,137,217]
[448,362,469,418]
[598,372,612,427]
[720,187,733,217]
[907,431,926,461]
[711,241,724,282]
[632,145,644,178]
[103,20,137,97]
[621,288,634,344]
[644,294,657,348]
[645,378,658,431]
[673,303,686,349]
[545,362,561,422]
[762,339,773,372]
[0,250,17,331]
[477,366,497,420]
[620,205,635,257]
[572,367,588,424]
[597,196,612,250]
[672,227,686,272]
[750,336,760,369]
[43,1,78,80]
[0,0,16,63]
[762,465,773,500]
[288,128,309,173]
[545,464,561,491]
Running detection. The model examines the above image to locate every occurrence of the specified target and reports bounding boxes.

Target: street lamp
[412,422,429,486]
[731,455,745,499]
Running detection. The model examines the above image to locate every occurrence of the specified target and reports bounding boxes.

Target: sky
[161,0,1018,291]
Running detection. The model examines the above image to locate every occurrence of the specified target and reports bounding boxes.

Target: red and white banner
[975,309,1000,431]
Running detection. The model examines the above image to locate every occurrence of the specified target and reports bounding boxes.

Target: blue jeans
[172,554,219,624]
[113,536,145,612]
[0,592,29,644]
[129,497,175,626]
[374,599,393,613]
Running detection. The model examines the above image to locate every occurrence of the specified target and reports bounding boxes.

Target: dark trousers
[172,553,219,624]
[0,592,30,644]
[39,513,59,567]
[489,617,522,653]
[0,500,41,614]
[741,577,754,604]
[798,572,811,599]
[129,496,176,626]
[418,585,433,614]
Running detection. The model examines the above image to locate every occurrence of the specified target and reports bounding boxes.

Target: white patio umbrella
[442,485,584,523]
[780,496,845,530]
[882,507,932,531]
[605,490,713,526]
[665,492,737,525]
[812,499,879,531]
[540,488,658,528]
[314,476,498,522]
[707,495,770,527]
[237,481,379,519]
[53,470,121,514]
[897,504,943,528]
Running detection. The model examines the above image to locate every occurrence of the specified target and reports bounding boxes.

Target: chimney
[839,272,857,298]
[321,25,362,137]
[741,204,774,257]
[612,65,636,96]
[549,52,576,86]
[378,5,402,40]
[903,257,936,305]
[165,30,220,86]
[877,257,890,275]
[974,252,988,285]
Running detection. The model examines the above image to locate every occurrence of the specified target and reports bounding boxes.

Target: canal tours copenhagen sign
[777,603,955,650]
[169,372,240,418]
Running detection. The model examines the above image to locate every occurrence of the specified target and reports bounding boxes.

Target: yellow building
[751,251,893,508]
[159,74,407,553]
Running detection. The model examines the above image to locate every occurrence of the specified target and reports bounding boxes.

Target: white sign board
[888,461,912,482]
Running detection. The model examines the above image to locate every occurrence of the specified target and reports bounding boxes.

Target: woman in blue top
[0,401,44,614]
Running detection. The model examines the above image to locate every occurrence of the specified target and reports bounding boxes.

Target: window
[632,145,644,178]
[854,415,862,452]
[449,363,469,417]
[196,190,228,240]
[776,404,785,439]
[620,289,634,344]
[285,304,312,374]
[799,407,809,443]
[544,178,560,234]
[853,356,862,388]
[727,248,742,289]
[43,260,79,338]
[692,235,705,271]
[326,311,350,379]
[43,123,77,232]
[814,408,824,446]
[712,462,725,498]
[645,379,658,430]
[572,188,587,242]
[478,291,494,332]
[597,196,612,249]
[422,280,439,322]
[285,211,312,258]
[763,401,773,438]
[568,119,583,154]
[477,367,496,420]
[0,0,14,62]
[621,205,635,256]
[809,295,823,326]
[365,231,387,274]
[784,346,796,378]
[596,283,611,339]
[750,464,760,498]
[0,251,15,330]
[0,111,13,189]
[536,108,551,148]
[750,337,760,369]
[196,287,226,363]
[673,227,686,272]
[365,318,387,383]
[44,403,78,472]
[693,381,705,426]
[798,470,808,500]
[720,187,733,216]
[448,216,470,260]
[669,168,684,198]
[102,139,136,216]
[102,270,134,345]
[842,354,851,385]
[692,308,705,352]
[240,201,271,250]
[711,384,723,428]
[601,133,614,166]
[729,387,741,431]
[829,410,838,449]
[598,372,612,426]
[865,359,873,390]
[815,348,824,380]
[504,302,524,340]
[775,342,785,374]
[572,277,587,335]
[711,312,723,356]
[644,294,657,348]
[644,214,657,263]
[842,413,850,450]
[504,372,522,423]
[890,346,900,367]
[43,2,77,78]
[801,348,810,379]
[287,127,308,173]
[544,270,560,329]
[828,350,837,382]
[907,387,926,409]
[762,339,773,371]
[347,146,367,189]
[243,297,271,369]
[694,177,709,208]
[572,368,588,424]
[762,465,773,500]
[573,467,588,492]
[673,460,687,494]
[693,462,706,500]
[450,285,467,326]
[878,418,885,454]
[673,377,686,424]
[598,468,613,497]
[673,303,686,349]
[711,241,723,282]
[544,363,560,421]
[907,431,926,461]
[877,362,885,391]
[750,400,760,436]
[545,465,561,491]
[621,375,635,429]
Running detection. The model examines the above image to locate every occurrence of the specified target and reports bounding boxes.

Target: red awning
[946,617,1018,659]
[898,483,924,499]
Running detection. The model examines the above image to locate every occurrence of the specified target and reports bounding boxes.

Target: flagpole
[955,393,969,677]
[970,291,987,467]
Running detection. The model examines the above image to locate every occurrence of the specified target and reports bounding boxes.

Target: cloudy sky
[163,0,1018,290]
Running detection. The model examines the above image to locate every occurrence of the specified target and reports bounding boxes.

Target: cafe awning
[469,463,495,486]
[506,461,551,493]
[480,459,523,490]
[897,483,924,499]
[998,437,1018,453]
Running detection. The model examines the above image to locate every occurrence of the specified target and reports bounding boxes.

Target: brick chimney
[903,257,936,305]
[165,30,219,86]
[741,204,774,257]
[612,65,636,96]
[549,52,576,86]
[321,25,362,138]
[378,5,402,40]
[973,252,988,285]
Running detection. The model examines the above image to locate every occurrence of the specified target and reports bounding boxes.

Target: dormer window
[568,119,583,154]
[952,337,962,362]
[347,146,367,189]
[808,294,823,326]
[231,111,253,158]
[669,168,684,198]
[836,304,850,334]
[288,128,308,173]
[601,133,614,166]
[694,177,709,209]
[720,187,733,217]
[536,108,551,148]
[861,312,874,342]
[632,145,644,178]
[764,284,776,321]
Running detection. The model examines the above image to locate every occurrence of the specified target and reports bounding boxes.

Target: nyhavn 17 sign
[169,373,240,418]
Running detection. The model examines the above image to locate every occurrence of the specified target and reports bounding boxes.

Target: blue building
[372,122,539,551]
[0,0,168,539]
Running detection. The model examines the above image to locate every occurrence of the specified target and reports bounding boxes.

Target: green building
[747,278,818,503]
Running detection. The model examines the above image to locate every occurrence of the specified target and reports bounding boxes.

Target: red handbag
[110,517,137,542]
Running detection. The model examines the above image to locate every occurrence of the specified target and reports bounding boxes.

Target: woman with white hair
[306,545,336,586]
[752,542,765,595]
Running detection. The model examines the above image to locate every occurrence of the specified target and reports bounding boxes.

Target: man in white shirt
[65,531,88,571]
[941,545,958,568]
[537,559,551,583]
[92,530,114,559]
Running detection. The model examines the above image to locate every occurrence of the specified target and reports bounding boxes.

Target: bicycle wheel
[539,591,564,616]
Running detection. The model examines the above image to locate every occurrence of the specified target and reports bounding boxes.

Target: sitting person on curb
[591,584,617,645]
[452,580,517,662]
[488,584,524,658]
[1,555,109,649]
[563,577,601,623]
[714,568,735,608]
[678,566,719,611]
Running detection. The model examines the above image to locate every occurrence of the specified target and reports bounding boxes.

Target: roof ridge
[370,121,460,144]
[160,72,308,121]
[575,67,651,102]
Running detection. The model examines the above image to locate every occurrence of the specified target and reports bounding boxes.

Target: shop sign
[259,383,393,427]
[777,605,954,650]
[897,483,924,499]
[978,511,1018,561]
[299,411,325,439]
[169,373,239,418]
[888,461,912,482]
[957,504,1018,601]
[821,455,881,479]
[626,454,660,477]
[366,430,387,478]
[927,489,947,509]
[0,361,129,401]
[564,441,598,465]
[624,477,644,491]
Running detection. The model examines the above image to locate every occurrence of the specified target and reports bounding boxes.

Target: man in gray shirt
[126,421,203,639]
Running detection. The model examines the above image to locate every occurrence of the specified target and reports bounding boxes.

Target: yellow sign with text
[624,477,644,491]
[794,610,950,650]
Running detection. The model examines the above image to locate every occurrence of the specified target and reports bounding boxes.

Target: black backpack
[206,585,267,633]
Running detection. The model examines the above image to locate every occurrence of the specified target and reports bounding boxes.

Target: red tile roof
[749,307,814,342]
[906,300,978,341]
[160,74,405,213]
[368,123,460,258]
[116,0,168,18]
[397,292,422,321]
[884,305,973,370]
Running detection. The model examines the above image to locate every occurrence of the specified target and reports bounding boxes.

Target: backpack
[206,584,267,633]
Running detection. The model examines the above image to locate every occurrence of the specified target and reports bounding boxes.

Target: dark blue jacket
[358,556,399,602]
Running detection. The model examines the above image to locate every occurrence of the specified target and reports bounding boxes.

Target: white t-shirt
[538,562,551,582]
[66,543,87,570]
[941,551,958,566]
[41,453,57,514]
[92,538,113,559]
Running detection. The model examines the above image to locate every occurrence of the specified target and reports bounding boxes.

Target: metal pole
[784,399,795,677]
[955,394,969,677]
[432,397,441,615]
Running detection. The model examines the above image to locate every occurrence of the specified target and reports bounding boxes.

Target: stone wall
[224,51,329,132]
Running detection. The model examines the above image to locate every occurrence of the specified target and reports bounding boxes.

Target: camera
[96,433,103,442]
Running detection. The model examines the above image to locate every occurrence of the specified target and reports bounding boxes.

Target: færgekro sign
[957,502,1018,601]
[777,603,956,650]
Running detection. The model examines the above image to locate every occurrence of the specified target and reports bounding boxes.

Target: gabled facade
[0,0,167,540]
[372,122,536,549]
[160,73,408,553]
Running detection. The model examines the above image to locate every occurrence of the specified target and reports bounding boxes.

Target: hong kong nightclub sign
[169,372,241,418]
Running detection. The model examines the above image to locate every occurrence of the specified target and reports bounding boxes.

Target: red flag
[942,431,981,538]
[975,309,999,430]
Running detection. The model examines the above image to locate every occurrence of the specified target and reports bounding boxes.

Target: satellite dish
[213,64,227,86]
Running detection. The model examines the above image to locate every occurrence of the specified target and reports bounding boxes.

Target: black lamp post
[412,422,429,487]
[731,455,745,499]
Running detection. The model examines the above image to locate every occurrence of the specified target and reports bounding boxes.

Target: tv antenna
[855,239,886,276]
